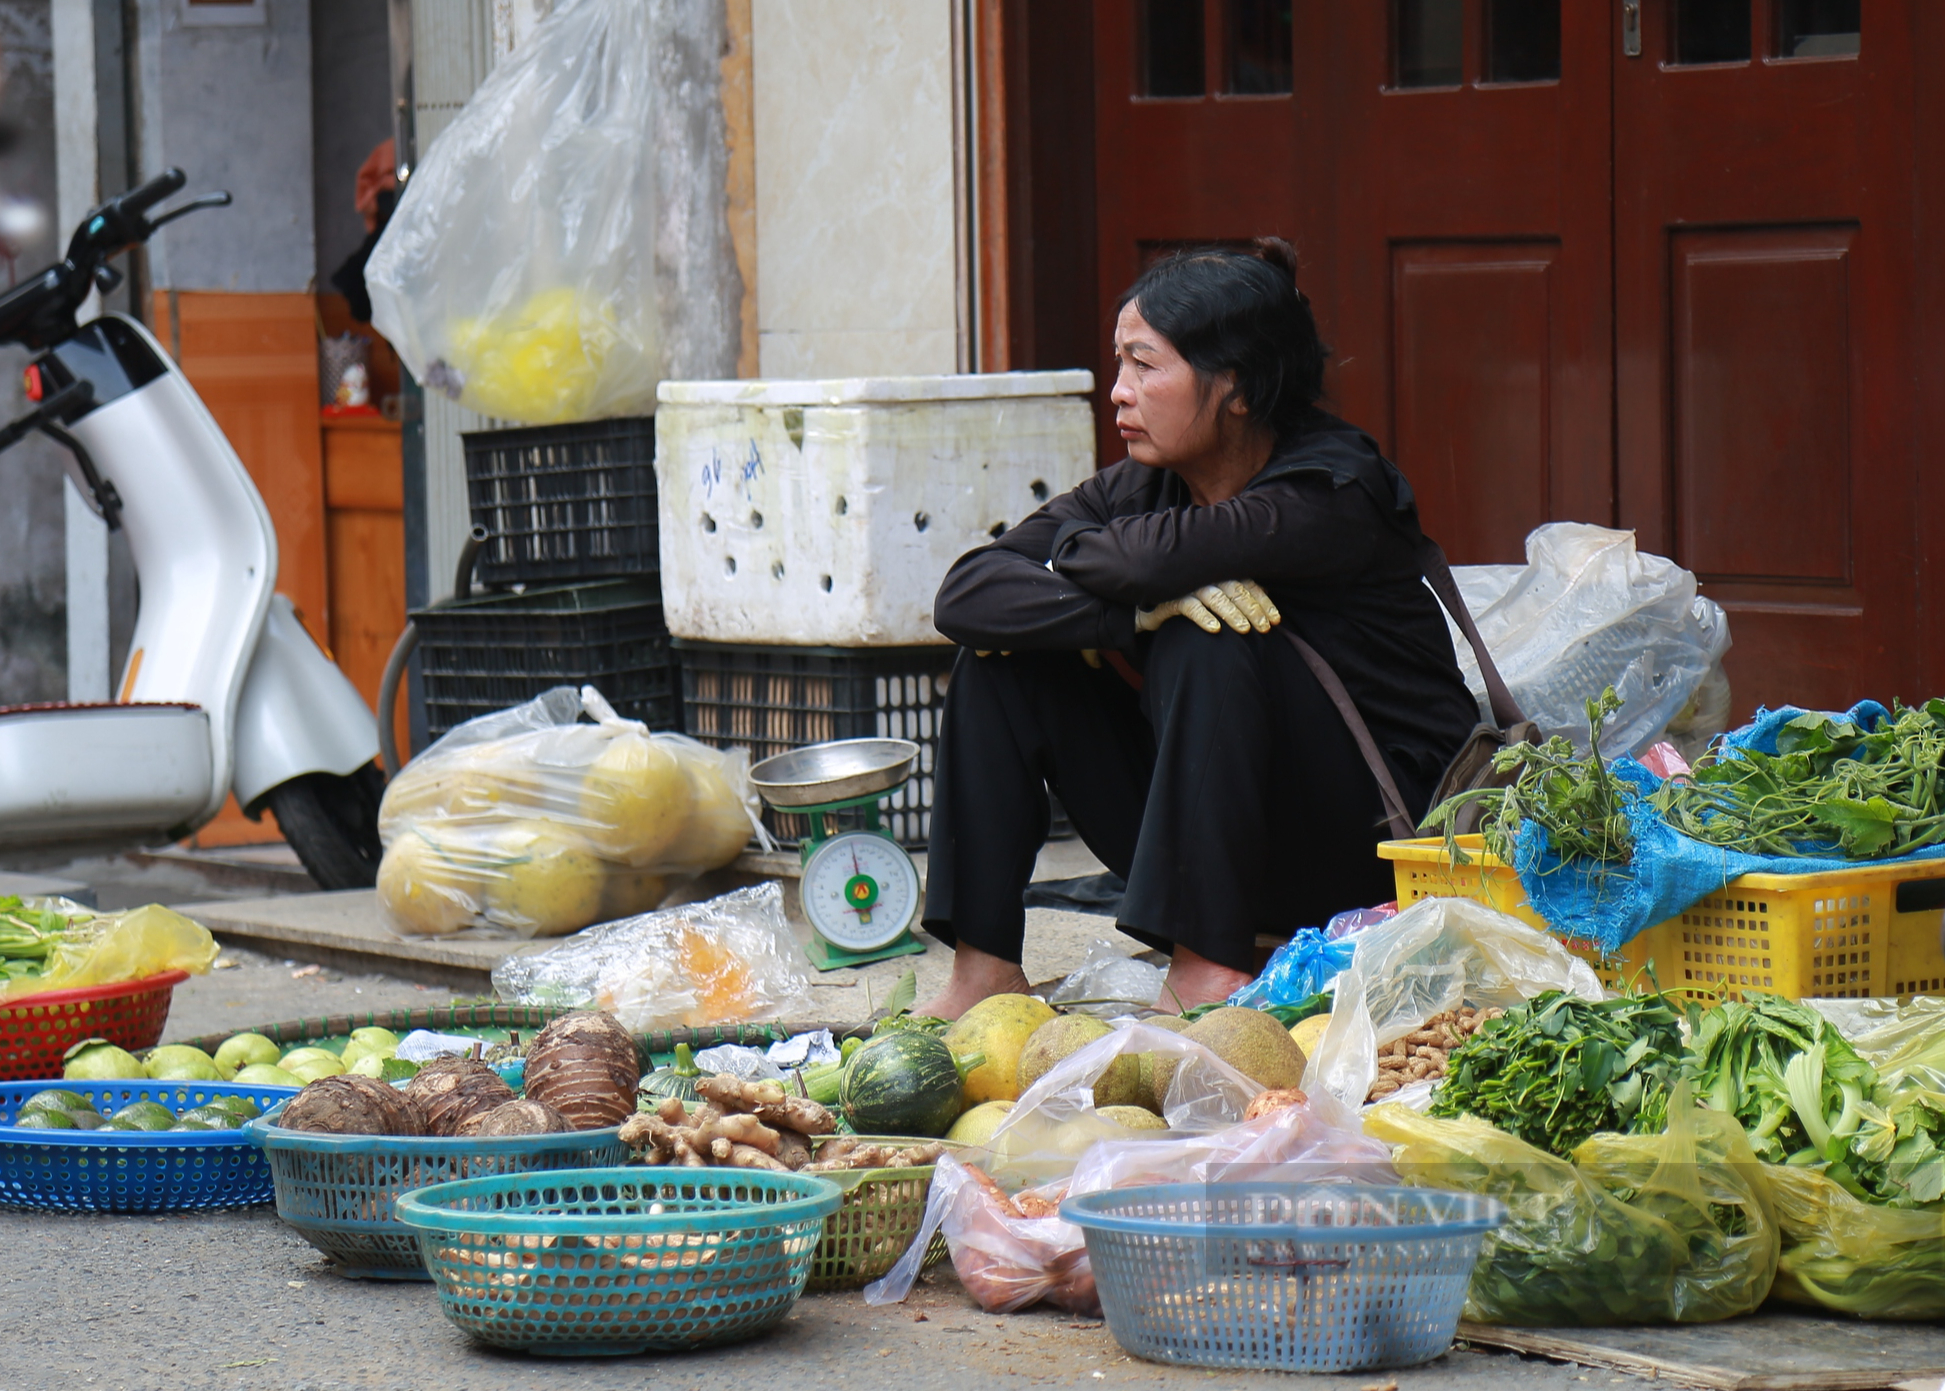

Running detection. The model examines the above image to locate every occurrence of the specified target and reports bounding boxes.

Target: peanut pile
[1365,1005,1503,1102]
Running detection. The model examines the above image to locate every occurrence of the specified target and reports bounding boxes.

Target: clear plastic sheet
[975,1023,1265,1190]
[865,1155,1096,1314]
[376,686,764,939]
[1303,896,1606,1110]
[0,901,218,1002]
[489,881,813,1033]
[366,0,662,423]
[1366,1089,1778,1326]
[1447,522,1732,760]
[1046,940,1164,1017]
[866,1091,1392,1311]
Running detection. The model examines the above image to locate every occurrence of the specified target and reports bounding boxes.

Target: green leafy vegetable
[1652,700,1945,860]
[1424,688,1633,867]
[1429,987,1685,1158]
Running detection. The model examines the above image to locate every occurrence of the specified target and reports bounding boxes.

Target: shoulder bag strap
[1415,535,1527,728]
[1280,628,1417,840]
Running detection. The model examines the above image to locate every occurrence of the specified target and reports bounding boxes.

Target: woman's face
[1110,301,1232,468]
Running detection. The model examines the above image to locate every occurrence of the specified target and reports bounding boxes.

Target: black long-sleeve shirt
[933,412,1479,785]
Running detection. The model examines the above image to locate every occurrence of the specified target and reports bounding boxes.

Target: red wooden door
[1315,1,1615,564]
[1084,0,1922,710]
[1089,1,1307,465]
[1613,0,1917,711]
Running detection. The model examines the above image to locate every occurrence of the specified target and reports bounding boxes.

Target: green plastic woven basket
[397,1165,840,1356]
[805,1135,955,1292]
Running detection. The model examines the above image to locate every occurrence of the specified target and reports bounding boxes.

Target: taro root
[458,1098,569,1137]
[279,1074,426,1136]
[522,1010,639,1130]
[404,1056,516,1137]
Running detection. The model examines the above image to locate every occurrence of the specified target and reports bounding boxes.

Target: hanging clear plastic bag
[1046,940,1164,1017]
[376,686,764,938]
[1366,1085,1777,1326]
[489,881,812,1032]
[1447,522,1732,760]
[1303,896,1606,1110]
[366,0,661,423]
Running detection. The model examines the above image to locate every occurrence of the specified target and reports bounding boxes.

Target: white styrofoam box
[653,371,1096,646]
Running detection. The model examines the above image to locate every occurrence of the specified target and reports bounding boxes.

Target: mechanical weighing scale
[749,738,929,971]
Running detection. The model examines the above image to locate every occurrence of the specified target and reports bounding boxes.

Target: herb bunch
[1423,687,1634,867]
[1427,987,1686,1158]
[1652,701,1945,860]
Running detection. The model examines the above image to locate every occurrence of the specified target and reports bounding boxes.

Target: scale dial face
[801,830,921,952]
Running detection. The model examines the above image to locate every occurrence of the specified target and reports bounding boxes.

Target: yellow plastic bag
[1,903,218,1001]
[375,686,763,939]
[1366,1084,1777,1325]
[1766,1163,1945,1318]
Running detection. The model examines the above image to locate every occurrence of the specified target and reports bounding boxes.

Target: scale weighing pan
[750,738,919,808]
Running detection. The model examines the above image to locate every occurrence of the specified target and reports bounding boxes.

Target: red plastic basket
[0,971,189,1081]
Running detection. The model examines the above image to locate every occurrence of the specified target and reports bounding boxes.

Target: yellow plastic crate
[1379,836,1945,1004]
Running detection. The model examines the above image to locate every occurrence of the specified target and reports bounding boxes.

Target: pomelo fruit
[578,736,693,866]
[943,994,1056,1105]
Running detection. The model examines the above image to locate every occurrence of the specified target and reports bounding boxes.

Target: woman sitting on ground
[917,238,1477,1018]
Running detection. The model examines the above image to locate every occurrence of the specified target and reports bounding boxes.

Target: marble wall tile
[752,0,960,376]
[758,328,959,380]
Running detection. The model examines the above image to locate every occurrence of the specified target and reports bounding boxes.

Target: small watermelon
[839,1032,984,1138]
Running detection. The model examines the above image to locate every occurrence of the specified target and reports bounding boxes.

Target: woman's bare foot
[1156,945,1254,1013]
[914,942,1034,1021]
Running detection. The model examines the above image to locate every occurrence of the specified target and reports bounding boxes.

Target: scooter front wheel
[263,763,385,891]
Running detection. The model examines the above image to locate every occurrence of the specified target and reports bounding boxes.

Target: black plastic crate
[415,580,677,741]
[462,417,658,587]
[674,640,955,850]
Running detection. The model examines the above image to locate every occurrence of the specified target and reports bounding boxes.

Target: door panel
[1392,241,1557,561]
[1671,225,1855,586]
[1316,0,1613,563]
[1615,0,1917,711]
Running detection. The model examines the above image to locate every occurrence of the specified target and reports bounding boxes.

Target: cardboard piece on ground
[1460,1313,1945,1391]
[174,889,555,992]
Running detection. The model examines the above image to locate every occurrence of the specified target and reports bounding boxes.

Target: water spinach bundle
[1652,701,1945,859]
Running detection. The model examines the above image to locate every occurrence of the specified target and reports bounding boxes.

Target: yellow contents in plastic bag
[1766,1162,1945,1319]
[447,287,620,425]
[678,925,755,1026]
[2,904,219,1001]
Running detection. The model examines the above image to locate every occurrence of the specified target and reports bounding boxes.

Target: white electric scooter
[0,169,385,888]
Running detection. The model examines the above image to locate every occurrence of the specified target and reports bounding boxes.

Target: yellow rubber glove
[1135,579,1281,635]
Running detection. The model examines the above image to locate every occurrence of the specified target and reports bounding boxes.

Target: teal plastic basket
[243,1103,629,1280]
[396,1166,841,1356]
[1061,1183,1504,1374]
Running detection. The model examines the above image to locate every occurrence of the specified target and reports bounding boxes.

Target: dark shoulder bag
[1281,535,1539,840]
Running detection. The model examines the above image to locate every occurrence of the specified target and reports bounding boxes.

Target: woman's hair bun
[1252,236,1300,283]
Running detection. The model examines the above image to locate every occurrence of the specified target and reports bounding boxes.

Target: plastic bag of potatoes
[376,685,764,938]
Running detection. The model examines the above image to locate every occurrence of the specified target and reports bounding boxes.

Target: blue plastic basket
[0,1079,299,1213]
[1061,1183,1504,1374]
[396,1166,842,1356]
[243,1102,631,1280]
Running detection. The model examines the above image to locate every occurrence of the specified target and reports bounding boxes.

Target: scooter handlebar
[120,167,187,217]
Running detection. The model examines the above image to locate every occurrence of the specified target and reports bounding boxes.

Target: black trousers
[923,622,1434,974]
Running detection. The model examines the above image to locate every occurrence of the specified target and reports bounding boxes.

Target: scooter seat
[0,700,202,715]
[0,703,213,849]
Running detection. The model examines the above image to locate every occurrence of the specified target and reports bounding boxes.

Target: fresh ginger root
[695,1074,837,1135]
